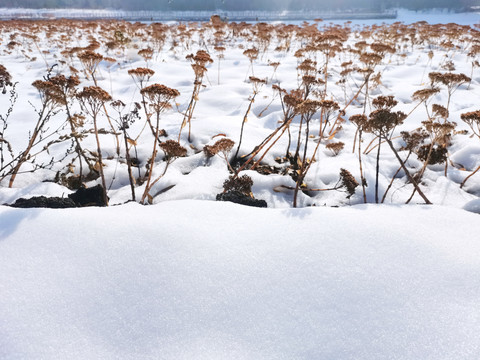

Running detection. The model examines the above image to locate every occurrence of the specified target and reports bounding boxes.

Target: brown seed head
[32,79,64,105]
[432,104,449,119]
[340,168,358,199]
[412,87,440,102]
[0,64,13,88]
[160,140,187,159]
[372,95,397,110]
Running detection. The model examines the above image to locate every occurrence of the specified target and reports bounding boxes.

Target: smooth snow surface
[1,201,480,360]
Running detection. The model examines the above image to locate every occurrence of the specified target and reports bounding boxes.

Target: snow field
[1,201,480,359]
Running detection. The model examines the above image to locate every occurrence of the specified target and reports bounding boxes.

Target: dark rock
[10,196,77,209]
[216,191,267,208]
[68,185,107,207]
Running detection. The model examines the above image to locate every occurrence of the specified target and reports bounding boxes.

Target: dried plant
[128,67,158,139]
[459,110,480,187]
[78,49,119,155]
[179,50,213,142]
[326,142,345,156]
[111,100,140,201]
[139,83,180,204]
[364,96,431,204]
[223,174,253,195]
[144,140,187,203]
[77,85,112,205]
[428,72,471,111]
[234,76,267,160]
[349,114,368,203]
[340,168,359,199]
[138,47,153,66]
[7,71,67,187]
[0,65,16,176]
[47,74,95,186]
[214,45,225,85]
[204,137,236,173]
[243,47,259,79]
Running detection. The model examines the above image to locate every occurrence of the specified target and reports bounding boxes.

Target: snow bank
[1,200,479,359]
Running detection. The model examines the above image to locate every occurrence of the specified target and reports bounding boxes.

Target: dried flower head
[110,99,126,113]
[243,47,259,61]
[432,104,449,119]
[0,64,13,89]
[359,52,383,67]
[32,79,64,106]
[416,144,448,165]
[297,59,317,75]
[400,129,429,152]
[297,99,322,118]
[283,90,303,110]
[128,67,155,88]
[138,47,154,61]
[460,110,480,137]
[140,83,180,113]
[77,86,112,114]
[372,95,398,110]
[340,168,358,199]
[326,142,345,156]
[365,108,407,136]
[349,114,367,129]
[204,138,235,158]
[77,50,103,74]
[428,72,471,87]
[422,120,456,146]
[223,174,253,195]
[370,43,395,55]
[248,76,267,85]
[412,87,440,102]
[160,140,187,159]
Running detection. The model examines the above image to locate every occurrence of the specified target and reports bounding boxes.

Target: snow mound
[1,201,480,359]
[464,198,480,214]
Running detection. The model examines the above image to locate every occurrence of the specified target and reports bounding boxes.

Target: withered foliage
[429,72,471,86]
[204,138,235,158]
[417,144,448,165]
[461,111,480,137]
[400,129,429,152]
[412,87,440,102]
[326,142,345,156]
[140,83,180,112]
[0,64,12,89]
[223,174,253,195]
[160,140,187,159]
[340,168,359,199]
[128,67,155,87]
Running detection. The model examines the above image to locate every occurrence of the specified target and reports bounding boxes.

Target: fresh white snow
[1,201,480,359]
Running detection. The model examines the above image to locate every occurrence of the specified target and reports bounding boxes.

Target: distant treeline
[2,0,478,11]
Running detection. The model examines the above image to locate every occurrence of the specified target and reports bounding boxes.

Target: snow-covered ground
[0,9,480,359]
[1,201,480,359]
